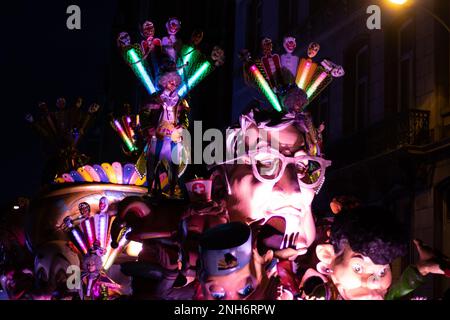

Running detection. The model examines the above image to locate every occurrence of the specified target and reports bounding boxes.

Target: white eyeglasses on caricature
[216,147,332,191]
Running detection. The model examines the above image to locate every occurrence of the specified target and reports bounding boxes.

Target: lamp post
[387,0,450,33]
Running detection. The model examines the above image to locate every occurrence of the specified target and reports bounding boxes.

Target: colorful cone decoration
[103,227,131,271]
[55,162,147,186]
[304,66,333,102]
[94,212,109,249]
[110,115,140,153]
[63,202,127,270]
[296,58,318,91]
[124,46,157,95]
[178,60,214,98]
[82,217,96,248]
[63,217,88,255]
[248,64,282,112]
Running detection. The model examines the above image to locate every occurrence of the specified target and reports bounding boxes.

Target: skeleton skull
[211,46,225,67]
[56,98,66,110]
[88,103,100,114]
[117,32,131,48]
[307,42,320,58]
[75,97,83,109]
[261,38,273,56]
[331,65,345,78]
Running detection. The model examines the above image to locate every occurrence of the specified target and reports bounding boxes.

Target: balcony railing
[326,109,431,166]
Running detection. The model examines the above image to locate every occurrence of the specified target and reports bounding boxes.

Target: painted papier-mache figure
[140,65,190,198]
[140,20,161,58]
[196,222,278,300]
[161,17,181,62]
[260,38,283,89]
[79,250,121,300]
[280,36,299,82]
[209,103,332,298]
[307,206,448,300]
[25,97,100,181]
[178,178,229,282]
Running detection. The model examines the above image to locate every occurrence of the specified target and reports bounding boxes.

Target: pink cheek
[337,271,362,289]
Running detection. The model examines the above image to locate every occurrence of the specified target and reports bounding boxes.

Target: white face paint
[143,21,155,39]
[283,37,296,54]
[166,18,180,35]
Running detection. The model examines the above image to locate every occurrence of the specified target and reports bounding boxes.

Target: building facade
[231,0,450,298]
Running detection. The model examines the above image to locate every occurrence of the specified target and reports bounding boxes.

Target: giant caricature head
[315,206,408,300]
[212,106,331,261]
[197,222,273,300]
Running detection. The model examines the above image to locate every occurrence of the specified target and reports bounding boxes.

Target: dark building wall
[230,0,450,298]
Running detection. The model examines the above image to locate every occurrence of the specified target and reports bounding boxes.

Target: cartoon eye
[238,282,254,297]
[258,159,276,167]
[211,291,226,300]
[209,285,226,300]
[352,263,363,274]
[377,268,387,278]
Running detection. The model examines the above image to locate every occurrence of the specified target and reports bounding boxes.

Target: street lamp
[387,0,450,33]
[389,0,409,5]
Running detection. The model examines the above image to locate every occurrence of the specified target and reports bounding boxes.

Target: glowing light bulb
[126,241,143,257]
[389,0,408,5]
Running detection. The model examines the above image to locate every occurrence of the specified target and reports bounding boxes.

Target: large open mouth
[259,215,307,253]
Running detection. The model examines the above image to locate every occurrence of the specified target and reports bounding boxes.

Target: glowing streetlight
[388,0,409,5]
[387,0,450,33]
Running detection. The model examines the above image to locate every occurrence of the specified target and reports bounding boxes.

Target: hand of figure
[276,285,294,300]
[413,239,446,276]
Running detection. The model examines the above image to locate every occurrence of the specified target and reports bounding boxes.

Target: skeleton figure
[141,21,161,57]
[260,38,283,89]
[280,36,299,79]
[161,18,181,62]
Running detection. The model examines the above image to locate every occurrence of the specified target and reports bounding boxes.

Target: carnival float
[4,14,444,301]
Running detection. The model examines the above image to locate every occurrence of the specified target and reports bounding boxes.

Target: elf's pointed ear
[316,244,335,265]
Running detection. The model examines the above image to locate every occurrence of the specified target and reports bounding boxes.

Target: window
[355,45,369,129]
[398,20,415,112]
[343,37,370,134]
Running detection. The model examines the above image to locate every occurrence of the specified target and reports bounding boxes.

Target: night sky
[1,0,234,206]
[1,0,119,204]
